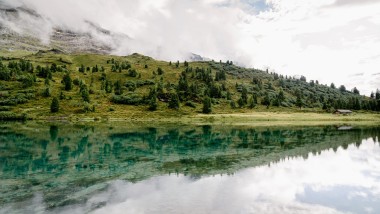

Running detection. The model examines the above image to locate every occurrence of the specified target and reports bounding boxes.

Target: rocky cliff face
[0,5,116,54]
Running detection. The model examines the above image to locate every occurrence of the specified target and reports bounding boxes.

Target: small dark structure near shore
[335,109,353,115]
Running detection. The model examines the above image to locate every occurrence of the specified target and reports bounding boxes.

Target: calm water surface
[0,122,379,214]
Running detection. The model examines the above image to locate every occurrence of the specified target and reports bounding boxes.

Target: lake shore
[20,111,380,127]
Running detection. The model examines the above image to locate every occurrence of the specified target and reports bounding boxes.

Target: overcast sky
[2,0,380,95]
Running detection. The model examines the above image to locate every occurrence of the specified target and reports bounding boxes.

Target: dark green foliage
[104,80,113,93]
[148,95,158,111]
[62,73,73,91]
[215,70,226,81]
[230,100,237,109]
[0,112,27,121]
[92,65,99,73]
[21,74,35,88]
[42,87,51,97]
[73,78,80,86]
[226,91,232,100]
[59,91,65,100]
[296,93,303,109]
[262,93,271,108]
[185,101,196,108]
[352,87,360,95]
[168,93,180,109]
[114,80,123,95]
[0,93,32,106]
[248,94,257,109]
[78,64,85,73]
[209,83,222,98]
[83,102,96,113]
[339,85,346,93]
[330,83,336,89]
[0,65,11,81]
[50,97,59,113]
[157,67,164,75]
[177,72,189,97]
[128,69,138,77]
[80,84,90,102]
[202,96,212,114]
[273,89,285,107]
[241,86,248,104]
[36,65,52,79]
[238,97,245,108]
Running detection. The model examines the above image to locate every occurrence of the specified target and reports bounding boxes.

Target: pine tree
[241,87,248,104]
[62,73,73,91]
[148,94,158,111]
[168,93,180,109]
[262,93,271,109]
[202,96,212,114]
[248,95,256,109]
[296,94,303,109]
[114,80,123,95]
[50,97,59,113]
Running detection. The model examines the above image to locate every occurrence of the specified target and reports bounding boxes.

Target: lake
[0,122,379,214]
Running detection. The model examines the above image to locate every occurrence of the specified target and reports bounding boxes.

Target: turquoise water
[0,122,379,214]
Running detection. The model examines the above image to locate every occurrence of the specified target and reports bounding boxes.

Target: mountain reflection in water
[0,122,379,214]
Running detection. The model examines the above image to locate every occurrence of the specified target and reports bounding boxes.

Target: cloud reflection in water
[31,138,379,214]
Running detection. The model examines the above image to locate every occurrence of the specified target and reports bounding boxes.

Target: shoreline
[3,111,379,127]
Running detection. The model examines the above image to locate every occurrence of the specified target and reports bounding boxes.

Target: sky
[1,0,380,95]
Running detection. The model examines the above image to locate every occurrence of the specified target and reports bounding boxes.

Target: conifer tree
[50,97,59,113]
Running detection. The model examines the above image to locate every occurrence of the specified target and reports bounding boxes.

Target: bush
[0,112,27,121]
[0,106,11,111]
[230,100,237,109]
[0,94,30,106]
[185,101,196,108]
[21,74,35,88]
[42,87,51,97]
[111,93,143,105]
[128,69,138,77]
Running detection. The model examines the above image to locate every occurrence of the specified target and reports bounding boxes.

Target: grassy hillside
[0,50,379,122]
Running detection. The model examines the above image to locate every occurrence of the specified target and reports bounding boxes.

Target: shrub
[42,87,51,97]
[0,112,27,121]
[185,101,196,108]
[128,69,138,77]
[111,93,143,105]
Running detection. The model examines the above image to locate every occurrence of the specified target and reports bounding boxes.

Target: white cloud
[1,0,380,95]
[5,138,380,214]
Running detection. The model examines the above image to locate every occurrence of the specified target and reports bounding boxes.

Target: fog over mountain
[1,0,380,95]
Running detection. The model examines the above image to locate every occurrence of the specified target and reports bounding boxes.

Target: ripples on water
[0,122,379,214]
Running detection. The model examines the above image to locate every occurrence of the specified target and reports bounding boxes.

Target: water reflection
[0,123,379,213]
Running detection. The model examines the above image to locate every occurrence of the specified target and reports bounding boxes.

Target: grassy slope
[0,50,379,124]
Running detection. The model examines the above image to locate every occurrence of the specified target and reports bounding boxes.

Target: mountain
[0,4,119,54]
[0,50,379,121]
